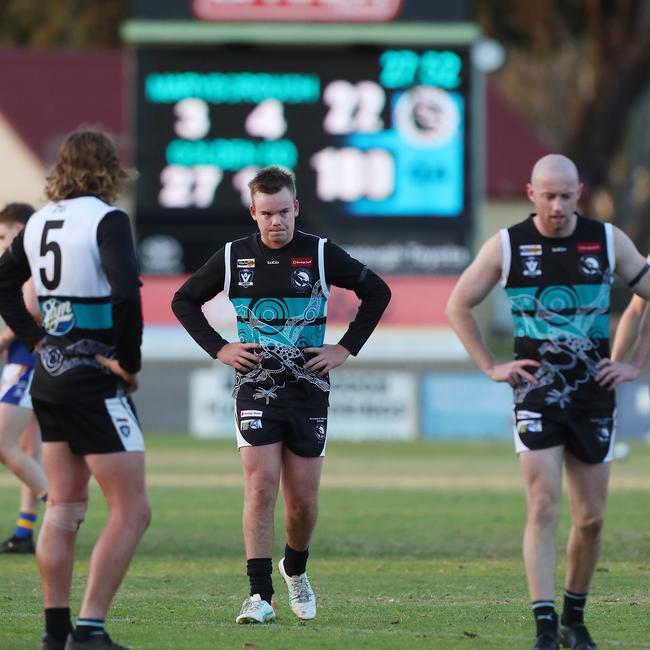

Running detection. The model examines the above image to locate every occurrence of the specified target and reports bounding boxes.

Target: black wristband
[628,263,650,288]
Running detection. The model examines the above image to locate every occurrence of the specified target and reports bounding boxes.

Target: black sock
[44,607,73,643]
[283,544,309,576]
[561,591,587,626]
[532,601,557,637]
[247,558,274,604]
[73,618,106,642]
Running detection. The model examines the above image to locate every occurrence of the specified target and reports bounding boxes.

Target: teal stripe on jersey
[506,284,610,311]
[232,296,327,348]
[39,299,112,335]
[511,313,609,340]
[507,284,610,341]
[72,303,112,329]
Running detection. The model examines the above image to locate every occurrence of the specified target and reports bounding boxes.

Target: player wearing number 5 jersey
[0,129,150,650]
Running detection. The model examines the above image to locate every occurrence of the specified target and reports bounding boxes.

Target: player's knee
[287,495,318,521]
[574,512,604,538]
[528,493,560,526]
[43,500,88,532]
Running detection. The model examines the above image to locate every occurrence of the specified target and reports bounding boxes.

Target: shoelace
[240,598,261,615]
[288,576,312,603]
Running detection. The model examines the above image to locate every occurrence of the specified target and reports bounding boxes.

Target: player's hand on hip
[487,360,540,387]
[217,342,262,372]
[595,358,640,389]
[95,354,139,393]
[303,344,350,375]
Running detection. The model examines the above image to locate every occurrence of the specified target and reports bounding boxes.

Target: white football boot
[236,594,276,624]
[278,558,317,620]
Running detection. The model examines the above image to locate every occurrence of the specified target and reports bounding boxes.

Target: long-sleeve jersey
[173,230,391,407]
[0,196,143,403]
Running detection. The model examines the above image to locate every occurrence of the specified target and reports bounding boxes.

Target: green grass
[1,436,650,649]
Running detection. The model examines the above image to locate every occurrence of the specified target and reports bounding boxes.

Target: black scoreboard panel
[134,43,473,274]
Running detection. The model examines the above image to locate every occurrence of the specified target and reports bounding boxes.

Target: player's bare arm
[596,236,650,388]
[446,233,540,386]
[303,343,350,375]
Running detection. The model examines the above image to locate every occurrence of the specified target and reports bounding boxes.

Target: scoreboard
[133,32,477,275]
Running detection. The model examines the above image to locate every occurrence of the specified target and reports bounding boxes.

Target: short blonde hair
[45,129,138,204]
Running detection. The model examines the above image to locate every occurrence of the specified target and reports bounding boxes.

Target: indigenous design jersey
[500,215,615,410]
[20,197,140,402]
[226,231,330,406]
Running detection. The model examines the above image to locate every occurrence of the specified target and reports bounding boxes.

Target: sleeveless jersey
[22,196,123,401]
[500,214,615,410]
[225,230,331,407]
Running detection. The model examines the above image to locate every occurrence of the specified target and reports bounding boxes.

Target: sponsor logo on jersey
[551,246,567,253]
[291,257,313,267]
[241,409,263,417]
[519,244,542,256]
[578,254,601,277]
[267,260,279,265]
[290,267,312,291]
[241,418,262,431]
[237,258,256,268]
[577,242,602,253]
[238,269,254,287]
[522,256,542,277]
[41,298,76,336]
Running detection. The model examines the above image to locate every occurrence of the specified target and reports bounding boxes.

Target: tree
[0,0,128,48]
[475,0,650,247]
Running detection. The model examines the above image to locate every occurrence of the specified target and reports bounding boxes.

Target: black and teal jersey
[173,230,391,408]
[0,196,143,403]
[501,214,615,410]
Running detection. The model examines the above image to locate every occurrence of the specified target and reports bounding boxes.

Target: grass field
[1,435,650,649]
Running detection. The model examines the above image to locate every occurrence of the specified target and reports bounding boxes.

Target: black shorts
[32,393,144,455]
[235,400,327,458]
[513,405,616,464]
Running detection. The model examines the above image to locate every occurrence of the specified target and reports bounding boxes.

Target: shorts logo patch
[238,269,254,288]
[578,254,601,277]
[241,418,262,431]
[291,257,313,267]
[290,268,312,291]
[591,417,612,445]
[119,425,131,437]
[42,298,76,336]
[516,410,542,419]
[310,417,327,441]
[237,258,255,268]
[517,419,542,434]
[241,409,263,417]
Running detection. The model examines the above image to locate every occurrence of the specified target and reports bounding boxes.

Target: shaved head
[531,154,579,187]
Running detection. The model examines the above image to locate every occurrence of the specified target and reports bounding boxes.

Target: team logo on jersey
[291,257,313,267]
[522,256,542,277]
[41,298,75,336]
[310,417,327,441]
[290,267,312,292]
[519,244,542,256]
[241,418,262,431]
[578,254,601,277]
[238,269,254,288]
[237,258,255,268]
[577,242,602,253]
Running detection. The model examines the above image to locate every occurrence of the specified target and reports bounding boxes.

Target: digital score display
[134,44,473,274]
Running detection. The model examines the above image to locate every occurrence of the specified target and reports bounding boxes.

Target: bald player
[446,155,650,650]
